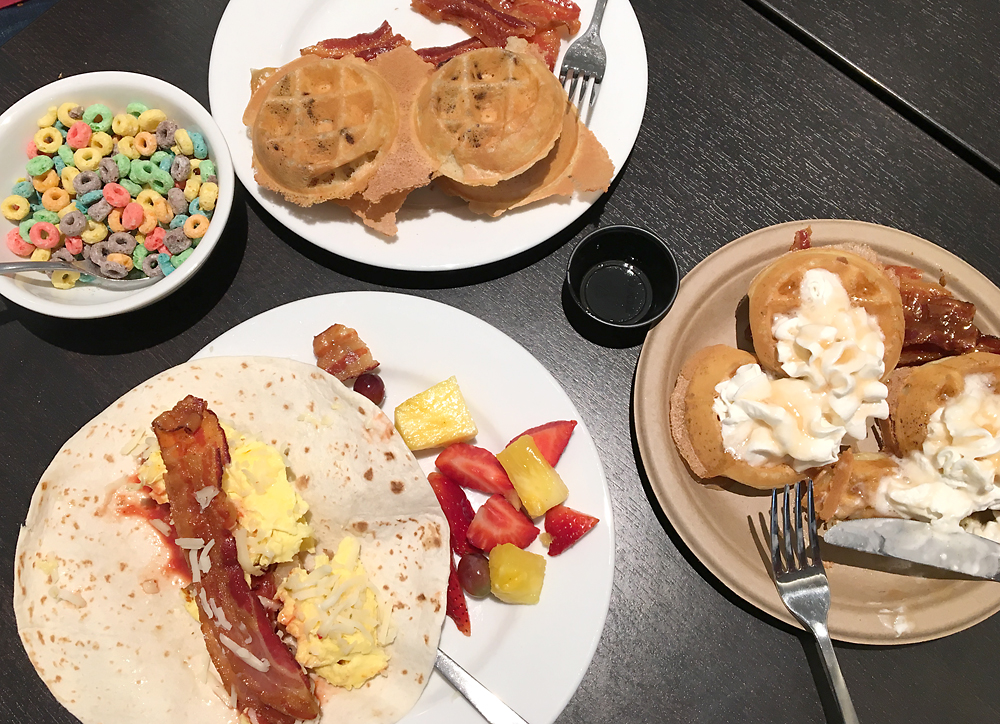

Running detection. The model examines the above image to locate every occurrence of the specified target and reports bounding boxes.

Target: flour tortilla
[14,356,449,724]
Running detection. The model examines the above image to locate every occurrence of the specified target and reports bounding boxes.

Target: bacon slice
[416,37,487,66]
[301,20,410,61]
[412,0,537,46]
[789,225,812,251]
[495,0,582,34]
[528,28,561,70]
[313,323,379,381]
[153,397,320,724]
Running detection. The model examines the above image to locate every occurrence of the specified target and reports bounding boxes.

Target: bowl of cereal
[0,71,233,319]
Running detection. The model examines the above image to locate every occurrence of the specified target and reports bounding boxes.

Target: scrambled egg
[277,537,395,689]
[135,424,314,572]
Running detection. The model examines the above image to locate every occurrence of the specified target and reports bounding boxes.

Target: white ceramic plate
[208,0,647,271]
[193,291,615,723]
[0,72,234,319]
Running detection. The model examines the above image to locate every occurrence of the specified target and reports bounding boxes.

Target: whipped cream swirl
[714,267,889,472]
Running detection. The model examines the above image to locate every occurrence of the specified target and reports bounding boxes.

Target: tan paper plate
[634,219,1000,645]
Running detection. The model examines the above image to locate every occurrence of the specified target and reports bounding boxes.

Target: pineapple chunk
[489,543,545,604]
[394,376,478,451]
[496,435,568,518]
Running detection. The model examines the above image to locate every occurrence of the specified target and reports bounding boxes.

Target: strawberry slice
[446,556,471,636]
[544,504,599,556]
[467,494,539,552]
[436,443,520,508]
[428,472,478,557]
[507,420,578,466]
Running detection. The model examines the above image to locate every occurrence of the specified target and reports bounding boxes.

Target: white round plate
[207,0,647,271]
[193,291,615,723]
[0,72,234,319]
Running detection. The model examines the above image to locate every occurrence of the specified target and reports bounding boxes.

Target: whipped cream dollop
[714,268,889,472]
[877,374,1000,527]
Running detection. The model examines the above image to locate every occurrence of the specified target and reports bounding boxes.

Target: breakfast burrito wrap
[14,356,449,724]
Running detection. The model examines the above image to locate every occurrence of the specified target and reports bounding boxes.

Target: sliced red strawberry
[446,556,471,636]
[436,443,521,508]
[467,494,539,552]
[507,420,578,466]
[544,504,599,556]
[428,472,478,557]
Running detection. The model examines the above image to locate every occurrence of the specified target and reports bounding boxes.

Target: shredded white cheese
[176,538,205,549]
[195,486,219,510]
[218,633,270,672]
[50,586,86,608]
[189,549,201,585]
[248,709,261,724]
[199,588,213,619]
[148,519,171,536]
[200,539,216,573]
[121,429,145,456]
[233,528,263,576]
[229,685,236,709]
[210,598,232,631]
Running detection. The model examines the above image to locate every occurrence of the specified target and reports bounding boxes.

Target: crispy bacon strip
[301,20,410,61]
[789,225,812,251]
[416,37,487,66]
[494,0,582,34]
[153,397,320,724]
[313,323,379,381]
[528,28,561,70]
[412,0,537,46]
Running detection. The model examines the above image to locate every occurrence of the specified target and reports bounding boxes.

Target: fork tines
[560,69,602,111]
[770,480,821,575]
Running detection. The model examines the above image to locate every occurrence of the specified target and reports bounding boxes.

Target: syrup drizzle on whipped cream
[876,373,1000,529]
[713,268,889,472]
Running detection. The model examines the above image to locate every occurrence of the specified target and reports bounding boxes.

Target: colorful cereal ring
[73,148,101,172]
[103,183,130,208]
[88,198,113,222]
[188,131,208,159]
[152,197,174,224]
[83,104,113,133]
[60,209,87,236]
[172,247,195,267]
[198,160,216,179]
[30,247,51,262]
[135,188,161,210]
[183,177,201,202]
[53,157,66,175]
[132,242,149,268]
[73,170,102,195]
[150,150,169,165]
[37,106,57,127]
[89,131,113,156]
[169,213,188,230]
[57,144,75,168]
[112,153,131,177]
[120,179,142,197]
[111,113,139,137]
[12,180,35,199]
[138,209,158,235]
[122,202,144,230]
[149,167,173,195]
[144,226,166,251]
[41,187,70,212]
[34,127,62,154]
[78,190,104,207]
[129,160,156,184]
[57,102,79,127]
[183,214,210,239]
[60,167,80,195]
[64,235,83,255]
[126,101,148,117]
[117,136,140,160]
[173,128,194,156]
[155,120,178,149]
[98,157,119,185]
[106,252,133,271]
[29,221,60,249]
[170,155,190,183]
[166,187,187,215]
[138,109,166,133]
[107,208,124,233]
[157,153,175,173]
[32,169,60,192]
[51,269,80,289]
[156,253,175,276]
[134,131,157,157]
[66,121,92,150]
[6,228,33,256]
[25,155,53,176]
[199,182,219,212]
[81,220,108,244]
[1,195,30,221]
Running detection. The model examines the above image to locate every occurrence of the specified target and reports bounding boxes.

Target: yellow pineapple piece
[496,436,568,517]
[489,544,545,604]
[394,376,478,451]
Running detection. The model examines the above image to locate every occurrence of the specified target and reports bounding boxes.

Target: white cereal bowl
[0,71,234,319]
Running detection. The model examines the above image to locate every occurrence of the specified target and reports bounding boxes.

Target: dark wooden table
[3,1,1000,722]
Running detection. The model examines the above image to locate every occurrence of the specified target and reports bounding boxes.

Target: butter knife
[823,518,1000,580]
[435,649,530,724]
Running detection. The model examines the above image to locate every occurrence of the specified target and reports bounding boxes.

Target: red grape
[457,552,491,598]
[353,374,385,405]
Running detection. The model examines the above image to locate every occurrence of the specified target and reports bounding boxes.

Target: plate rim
[192,290,617,722]
[634,219,1000,645]
[206,0,648,272]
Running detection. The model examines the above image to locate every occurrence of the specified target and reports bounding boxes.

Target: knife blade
[823,518,1000,581]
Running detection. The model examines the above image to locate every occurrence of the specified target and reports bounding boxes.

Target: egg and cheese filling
[136,423,314,569]
[277,537,395,689]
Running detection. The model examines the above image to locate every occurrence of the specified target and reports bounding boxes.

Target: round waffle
[669,344,807,489]
[414,47,566,186]
[881,352,1000,456]
[813,451,901,522]
[245,55,398,205]
[747,245,905,379]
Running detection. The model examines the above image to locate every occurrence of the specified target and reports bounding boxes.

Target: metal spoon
[0,260,159,290]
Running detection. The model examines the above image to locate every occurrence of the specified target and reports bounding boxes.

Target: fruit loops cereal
[2,100,219,288]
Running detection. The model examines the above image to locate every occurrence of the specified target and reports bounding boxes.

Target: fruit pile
[393,377,599,635]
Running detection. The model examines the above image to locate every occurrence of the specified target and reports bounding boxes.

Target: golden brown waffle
[813,451,901,522]
[747,246,905,379]
[881,352,1000,456]
[669,344,807,489]
[244,55,398,205]
[414,46,566,186]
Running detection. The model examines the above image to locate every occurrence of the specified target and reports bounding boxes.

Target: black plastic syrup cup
[564,225,679,347]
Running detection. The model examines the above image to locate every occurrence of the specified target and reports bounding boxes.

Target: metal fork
[770,481,860,724]
[559,0,609,116]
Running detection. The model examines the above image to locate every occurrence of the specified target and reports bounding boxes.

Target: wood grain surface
[2,0,1000,723]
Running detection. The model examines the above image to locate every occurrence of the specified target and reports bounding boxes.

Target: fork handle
[811,623,860,724]
[585,0,609,34]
